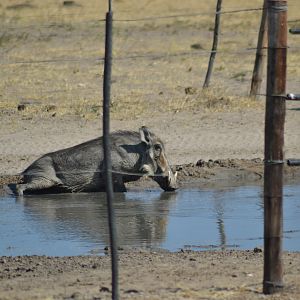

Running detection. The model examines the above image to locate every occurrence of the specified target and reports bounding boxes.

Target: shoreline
[1,158,300,191]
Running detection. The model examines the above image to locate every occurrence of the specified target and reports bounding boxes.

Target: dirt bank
[1,157,300,191]
[0,250,300,300]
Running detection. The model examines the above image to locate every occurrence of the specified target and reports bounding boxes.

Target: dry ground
[0,251,300,300]
[1,0,300,299]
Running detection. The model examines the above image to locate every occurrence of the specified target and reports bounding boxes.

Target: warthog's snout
[154,170,178,192]
[166,170,178,191]
[167,170,178,191]
[140,166,178,191]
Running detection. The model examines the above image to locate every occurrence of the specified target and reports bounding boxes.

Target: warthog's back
[22,131,145,192]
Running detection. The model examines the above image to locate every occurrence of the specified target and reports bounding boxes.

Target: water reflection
[212,190,227,250]
[20,191,177,251]
[1,185,299,256]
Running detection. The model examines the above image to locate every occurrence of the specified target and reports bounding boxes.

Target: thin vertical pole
[103,1,119,299]
[250,0,268,98]
[263,0,287,294]
[203,0,222,88]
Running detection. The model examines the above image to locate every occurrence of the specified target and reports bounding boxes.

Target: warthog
[12,127,177,195]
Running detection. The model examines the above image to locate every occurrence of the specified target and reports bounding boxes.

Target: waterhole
[0,185,299,256]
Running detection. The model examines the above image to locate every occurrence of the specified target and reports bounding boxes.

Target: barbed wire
[1,20,106,31]
[1,4,300,26]
[0,30,262,49]
[1,157,300,179]
[0,9,233,24]
[2,5,297,29]
[289,18,300,23]
[2,85,300,104]
[2,45,300,66]
[0,169,176,178]
[2,12,105,20]
[0,41,296,63]
[1,5,299,37]
[1,0,299,39]
[1,4,300,110]
[1,36,299,60]
[111,8,265,22]
[0,57,104,65]
[2,87,102,94]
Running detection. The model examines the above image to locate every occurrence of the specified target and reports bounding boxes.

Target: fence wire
[1,3,300,108]
[2,46,300,66]
[1,3,300,23]
[2,6,300,31]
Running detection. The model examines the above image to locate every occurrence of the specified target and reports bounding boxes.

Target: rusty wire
[2,46,300,66]
[1,3,299,30]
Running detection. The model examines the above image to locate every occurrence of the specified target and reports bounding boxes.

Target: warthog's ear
[139,126,152,145]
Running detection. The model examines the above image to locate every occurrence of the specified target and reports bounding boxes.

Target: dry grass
[0,0,299,120]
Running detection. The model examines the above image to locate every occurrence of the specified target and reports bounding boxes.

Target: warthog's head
[139,126,177,191]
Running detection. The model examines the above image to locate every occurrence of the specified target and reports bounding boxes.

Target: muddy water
[0,185,299,256]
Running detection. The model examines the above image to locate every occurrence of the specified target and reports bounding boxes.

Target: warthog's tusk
[168,170,177,185]
[168,171,171,185]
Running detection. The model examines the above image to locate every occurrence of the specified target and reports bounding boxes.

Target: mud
[1,158,300,192]
[0,250,300,300]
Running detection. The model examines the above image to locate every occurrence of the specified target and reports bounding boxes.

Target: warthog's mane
[111,129,163,143]
[111,130,140,137]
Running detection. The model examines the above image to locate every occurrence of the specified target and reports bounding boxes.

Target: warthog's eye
[154,144,162,159]
[154,144,162,151]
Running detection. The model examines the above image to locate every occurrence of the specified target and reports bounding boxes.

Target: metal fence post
[250,0,268,98]
[203,0,222,88]
[103,1,119,299]
[263,0,287,294]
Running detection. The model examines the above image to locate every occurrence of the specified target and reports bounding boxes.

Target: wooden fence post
[203,0,222,88]
[250,0,268,98]
[263,0,287,294]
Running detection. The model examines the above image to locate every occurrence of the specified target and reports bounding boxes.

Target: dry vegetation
[0,0,300,120]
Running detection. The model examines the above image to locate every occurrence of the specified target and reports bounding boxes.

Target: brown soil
[0,251,300,300]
